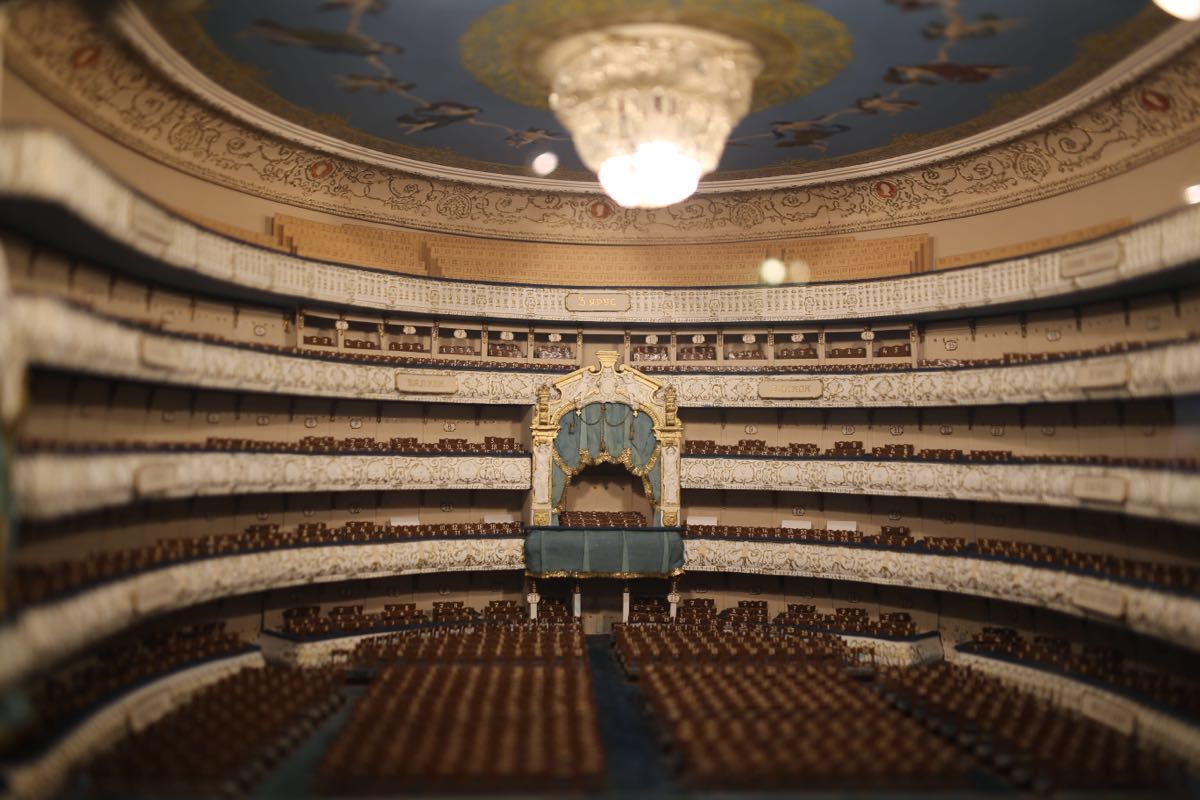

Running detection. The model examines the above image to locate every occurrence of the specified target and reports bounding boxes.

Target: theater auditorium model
[2,0,1200,797]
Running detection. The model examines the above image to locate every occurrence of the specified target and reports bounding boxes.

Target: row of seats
[963,627,1200,719]
[681,524,1200,592]
[624,598,920,638]
[5,623,251,758]
[919,338,1175,368]
[613,621,860,673]
[487,342,523,358]
[875,662,1181,792]
[17,246,1197,377]
[617,621,1181,793]
[615,625,966,790]
[533,344,574,360]
[680,438,1197,469]
[278,599,528,638]
[676,345,717,361]
[347,617,586,668]
[82,666,344,796]
[16,434,526,456]
[7,520,524,608]
[777,605,919,638]
[557,510,647,528]
[316,620,604,794]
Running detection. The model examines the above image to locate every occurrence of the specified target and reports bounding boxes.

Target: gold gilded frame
[531,351,681,527]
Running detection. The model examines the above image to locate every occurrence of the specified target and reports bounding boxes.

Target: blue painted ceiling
[145,0,1162,180]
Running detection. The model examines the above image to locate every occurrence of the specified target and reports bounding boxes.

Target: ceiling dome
[130,0,1171,186]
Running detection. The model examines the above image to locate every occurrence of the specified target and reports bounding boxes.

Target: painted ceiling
[139,0,1167,181]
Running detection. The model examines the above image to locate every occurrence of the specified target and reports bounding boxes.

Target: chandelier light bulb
[598,142,702,209]
[540,23,763,209]
[1153,0,1200,20]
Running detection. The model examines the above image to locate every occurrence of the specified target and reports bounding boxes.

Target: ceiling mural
[139,0,1165,180]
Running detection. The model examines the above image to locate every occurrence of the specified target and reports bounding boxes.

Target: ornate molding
[13,452,531,520]
[14,295,557,404]
[947,650,1200,767]
[0,539,525,691]
[841,632,944,668]
[7,1,1200,243]
[0,129,1198,322]
[668,342,1200,407]
[2,651,264,800]
[530,352,682,525]
[261,626,942,670]
[683,539,1200,653]
[16,295,1200,409]
[680,458,1200,525]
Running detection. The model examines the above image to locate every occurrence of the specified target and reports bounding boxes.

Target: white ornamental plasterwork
[682,539,1200,653]
[262,627,943,670]
[0,129,1198,324]
[7,0,1200,244]
[668,342,1200,407]
[840,632,945,668]
[16,294,1200,408]
[13,295,555,404]
[680,458,1200,525]
[12,452,531,520]
[947,650,1200,767]
[0,538,525,692]
[2,651,264,800]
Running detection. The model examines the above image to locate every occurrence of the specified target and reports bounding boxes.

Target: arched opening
[556,462,655,527]
[551,402,662,525]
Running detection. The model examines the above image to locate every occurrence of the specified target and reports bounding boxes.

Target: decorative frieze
[9,0,1200,245]
[680,458,1200,525]
[682,539,1200,653]
[261,627,943,669]
[842,632,945,668]
[0,130,1197,324]
[15,295,1200,408]
[13,452,531,520]
[0,539,525,691]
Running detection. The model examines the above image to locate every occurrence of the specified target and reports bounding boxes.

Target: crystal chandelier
[539,23,763,209]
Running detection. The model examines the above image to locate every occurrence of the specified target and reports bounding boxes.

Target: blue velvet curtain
[551,402,660,523]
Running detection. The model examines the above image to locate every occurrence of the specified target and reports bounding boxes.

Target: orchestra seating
[557,510,647,528]
[7,521,524,608]
[627,597,671,624]
[316,621,605,794]
[616,622,1183,793]
[776,605,919,638]
[615,625,967,790]
[83,666,344,796]
[875,663,1181,792]
[961,628,1200,720]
